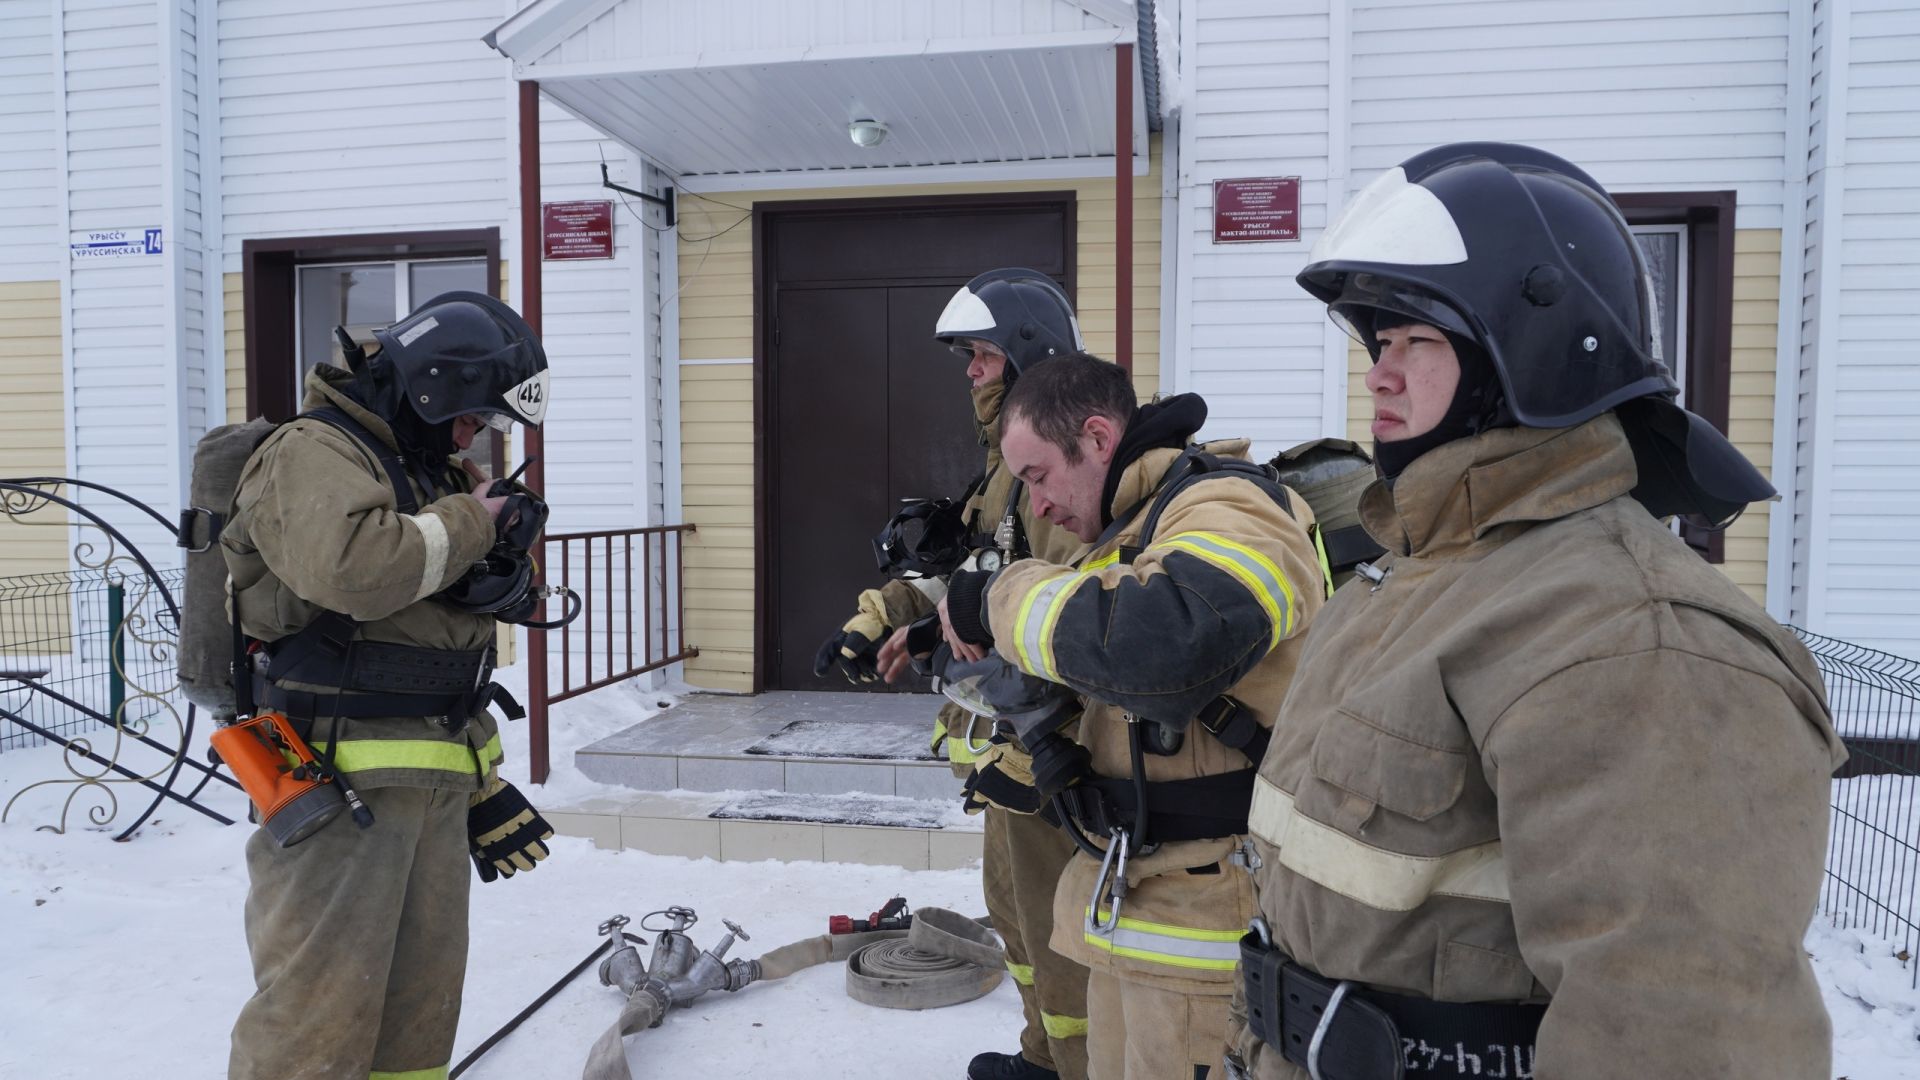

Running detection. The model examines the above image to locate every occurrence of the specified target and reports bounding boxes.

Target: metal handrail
[525,524,698,781]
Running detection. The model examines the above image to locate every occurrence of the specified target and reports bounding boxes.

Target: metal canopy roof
[485,0,1151,187]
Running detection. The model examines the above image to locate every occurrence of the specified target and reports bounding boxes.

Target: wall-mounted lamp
[848,119,889,148]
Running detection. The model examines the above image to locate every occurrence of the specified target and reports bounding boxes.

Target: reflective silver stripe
[408,512,451,602]
[1081,911,1244,971]
[1249,775,1510,912]
[1158,531,1296,643]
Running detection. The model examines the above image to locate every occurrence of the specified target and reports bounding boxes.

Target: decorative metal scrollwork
[0,478,239,840]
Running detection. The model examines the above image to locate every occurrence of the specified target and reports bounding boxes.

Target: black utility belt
[265,640,494,696]
[254,673,524,729]
[1240,931,1544,1079]
[1059,768,1255,847]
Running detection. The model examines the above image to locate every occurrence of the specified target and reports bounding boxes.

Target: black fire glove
[1026,731,1094,801]
[813,630,880,684]
[468,778,554,883]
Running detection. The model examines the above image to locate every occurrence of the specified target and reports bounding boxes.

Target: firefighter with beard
[223,292,558,1080]
[934,354,1327,1080]
[1224,143,1845,1079]
[815,268,1092,1080]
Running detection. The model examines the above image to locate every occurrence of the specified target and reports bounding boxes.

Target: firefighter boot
[968,1051,1060,1080]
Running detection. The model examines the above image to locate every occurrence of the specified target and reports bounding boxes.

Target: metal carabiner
[1084,827,1130,937]
[963,711,994,758]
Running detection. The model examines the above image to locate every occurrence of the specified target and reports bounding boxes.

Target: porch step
[557,691,979,869]
[542,788,984,870]
[574,690,964,802]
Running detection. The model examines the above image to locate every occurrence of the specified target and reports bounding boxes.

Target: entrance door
[761,196,1074,692]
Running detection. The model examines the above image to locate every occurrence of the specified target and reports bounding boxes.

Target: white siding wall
[175,0,208,452]
[0,3,61,283]
[215,0,512,248]
[532,98,663,534]
[1819,0,1920,657]
[1175,0,1336,454]
[64,0,176,558]
[1174,0,1803,458]
[1791,1,1834,625]
[1348,0,1796,228]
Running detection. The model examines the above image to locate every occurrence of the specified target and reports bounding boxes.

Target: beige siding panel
[674,139,1167,689]
[1722,228,1780,607]
[1336,229,1783,607]
[225,273,246,423]
[0,281,70,583]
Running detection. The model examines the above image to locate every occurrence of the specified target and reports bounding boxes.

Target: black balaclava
[1365,309,1511,481]
[1099,392,1209,528]
[341,353,458,477]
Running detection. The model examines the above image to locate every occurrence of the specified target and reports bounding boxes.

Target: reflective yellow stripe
[1159,531,1298,645]
[1310,523,1335,599]
[314,732,501,776]
[370,1067,448,1080]
[1005,960,1035,985]
[1013,572,1085,682]
[1081,908,1244,971]
[1249,775,1510,912]
[1084,551,1122,570]
[1042,1012,1089,1039]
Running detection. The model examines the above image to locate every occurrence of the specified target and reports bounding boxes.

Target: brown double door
[761,196,1074,692]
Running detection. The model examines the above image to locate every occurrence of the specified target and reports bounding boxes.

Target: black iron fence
[1794,627,1920,985]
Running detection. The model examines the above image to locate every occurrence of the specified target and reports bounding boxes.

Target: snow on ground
[3,671,1920,1078]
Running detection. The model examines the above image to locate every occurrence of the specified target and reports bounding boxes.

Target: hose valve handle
[713,918,750,958]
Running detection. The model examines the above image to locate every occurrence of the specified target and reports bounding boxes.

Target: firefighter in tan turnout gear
[1225,143,1847,1079]
[935,355,1327,1080]
[816,268,1091,1080]
[223,293,559,1080]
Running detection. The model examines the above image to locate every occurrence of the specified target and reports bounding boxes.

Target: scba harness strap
[248,409,523,732]
[1055,448,1300,850]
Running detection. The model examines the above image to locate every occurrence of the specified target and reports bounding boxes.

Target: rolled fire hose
[583,907,1004,1080]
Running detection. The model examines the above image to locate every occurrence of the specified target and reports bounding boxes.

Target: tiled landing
[574,690,964,802]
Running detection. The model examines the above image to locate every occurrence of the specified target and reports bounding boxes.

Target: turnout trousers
[229,785,472,1080]
[983,804,1091,1079]
[1087,969,1227,1080]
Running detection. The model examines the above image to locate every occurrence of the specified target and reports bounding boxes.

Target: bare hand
[938,594,987,664]
[463,459,511,524]
[876,626,916,684]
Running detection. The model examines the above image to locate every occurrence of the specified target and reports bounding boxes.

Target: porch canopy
[484,0,1152,189]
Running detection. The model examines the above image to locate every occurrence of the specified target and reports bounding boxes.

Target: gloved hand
[468,777,554,882]
[814,600,891,684]
[1026,731,1094,801]
[960,741,1044,816]
[814,629,880,683]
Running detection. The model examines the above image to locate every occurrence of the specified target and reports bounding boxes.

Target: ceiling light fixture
[848,119,889,149]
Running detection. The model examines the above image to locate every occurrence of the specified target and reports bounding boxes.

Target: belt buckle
[1306,980,1356,1080]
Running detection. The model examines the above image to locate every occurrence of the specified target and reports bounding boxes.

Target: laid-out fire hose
[584,904,1004,1080]
[448,902,1003,1080]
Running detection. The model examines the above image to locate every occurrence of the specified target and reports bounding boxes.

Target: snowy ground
[3,672,1920,1078]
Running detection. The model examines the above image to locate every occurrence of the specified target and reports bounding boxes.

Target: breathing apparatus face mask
[873,498,975,580]
[435,487,581,628]
[929,648,1080,746]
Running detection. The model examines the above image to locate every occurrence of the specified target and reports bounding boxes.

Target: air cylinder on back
[176,419,277,717]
